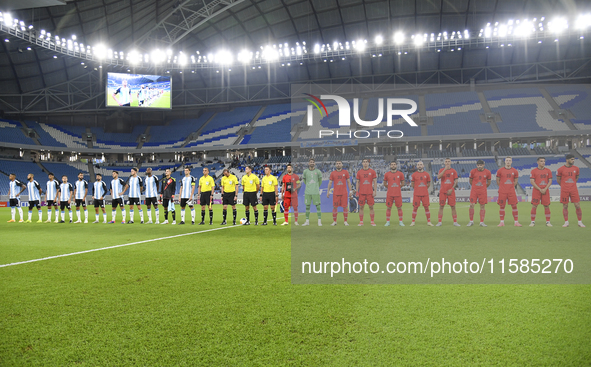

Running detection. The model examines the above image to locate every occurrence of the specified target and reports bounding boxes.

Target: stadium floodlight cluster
[0,11,590,70]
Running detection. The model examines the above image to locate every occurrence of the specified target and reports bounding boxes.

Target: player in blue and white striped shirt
[109,171,127,224]
[26,173,43,223]
[59,175,74,223]
[124,167,144,224]
[144,167,160,224]
[74,172,89,224]
[92,173,108,223]
[45,172,60,223]
[179,167,196,225]
[7,173,25,223]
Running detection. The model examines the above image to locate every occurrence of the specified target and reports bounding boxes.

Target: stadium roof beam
[134,0,246,47]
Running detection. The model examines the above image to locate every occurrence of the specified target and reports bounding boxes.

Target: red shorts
[413,195,430,208]
[386,195,402,208]
[439,191,456,206]
[469,191,488,205]
[532,189,550,206]
[560,189,580,204]
[498,191,517,206]
[333,195,348,208]
[283,196,298,210]
[358,193,375,206]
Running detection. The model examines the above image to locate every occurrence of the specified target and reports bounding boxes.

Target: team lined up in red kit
[317,155,584,228]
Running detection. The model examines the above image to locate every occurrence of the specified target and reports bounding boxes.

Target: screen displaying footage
[106,72,171,109]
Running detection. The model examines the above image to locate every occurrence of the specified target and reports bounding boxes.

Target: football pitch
[1,203,589,365]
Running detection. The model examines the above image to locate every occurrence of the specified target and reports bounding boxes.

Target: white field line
[0,226,238,268]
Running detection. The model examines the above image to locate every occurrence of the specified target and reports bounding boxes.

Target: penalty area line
[0,226,239,269]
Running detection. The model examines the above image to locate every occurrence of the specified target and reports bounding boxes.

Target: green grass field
[1,203,590,365]
[107,90,171,108]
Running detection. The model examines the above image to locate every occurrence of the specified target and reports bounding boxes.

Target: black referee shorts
[222,192,236,205]
[262,192,276,206]
[243,192,258,207]
[200,191,212,206]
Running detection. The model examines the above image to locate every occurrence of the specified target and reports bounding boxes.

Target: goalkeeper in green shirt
[301,158,323,226]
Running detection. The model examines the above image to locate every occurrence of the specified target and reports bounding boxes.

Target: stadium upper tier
[0,119,37,146]
[2,86,591,149]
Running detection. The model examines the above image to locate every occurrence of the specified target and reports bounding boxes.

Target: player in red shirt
[383,161,406,226]
[410,161,434,226]
[327,160,352,226]
[355,159,377,226]
[281,163,300,225]
[496,156,522,227]
[468,159,492,227]
[529,157,553,227]
[436,158,460,226]
[557,154,585,227]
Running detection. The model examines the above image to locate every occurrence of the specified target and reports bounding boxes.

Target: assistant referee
[260,166,279,226]
[241,166,260,225]
[221,169,239,225]
[197,167,215,225]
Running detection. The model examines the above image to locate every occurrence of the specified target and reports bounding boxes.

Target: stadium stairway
[233,106,267,145]
[478,92,501,133]
[180,113,217,148]
[571,149,591,169]
[540,88,577,131]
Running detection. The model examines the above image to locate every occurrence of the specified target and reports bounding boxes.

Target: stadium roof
[0,0,590,109]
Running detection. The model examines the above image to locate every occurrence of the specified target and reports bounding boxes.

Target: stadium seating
[425,91,493,135]
[145,112,215,148]
[41,162,90,183]
[485,88,571,132]
[427,150,457,158]
[91,126,146,148]
[533,147,555,155]
[0,160,47,184]
[185,106,260,147]
[243,103,305,145]
[0,119,38,145]
[547,85,591,128]
[462,149,494,157]
[496,147,531,156]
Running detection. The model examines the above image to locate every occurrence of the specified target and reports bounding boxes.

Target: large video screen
[106,72,171,109]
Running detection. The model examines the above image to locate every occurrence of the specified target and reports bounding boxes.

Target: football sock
[172,211,176,221]
[28,210,32,221]
[130,209,134,221]
[223,209,227,222]
[531,207,537,221]
[181,209,185,222]
[438,212,443,223]
[95,213,99,221]
[343,208,348,222]
[61,211,65,221]
[233,209,237,222]
[18,207,23,219]
[284,210,289,222]
[84,209,88,222]
[499,208,505,221]
[272,212,276,223]
[48,209,52,220]
[386,208,391,221]
[147,209,152,222]
[333,208,338,222]
[112,210,116,221]
[11,207,15,220]
[201,210,205,222]
[576,207,582,221]
[359,209,364,222]
[480,209,486,223]
[469,207,475,221]
[76,210,80,221]
[155,208,159,221]
[305,204,311,219]
[164,209,168,220]
[191,208,195,222]
[398,208,403,221]
[254,211,259,222]
[209,210,213,222]
[103,213,107,222]
[425,209,431,222]
[38,210,42,221]
[316,205,321,220]
[246,210,250,222]
[511,205,519,221]
[138,209,143,222]
[68,210,72,221]
[452,214,457,223]
[264,210,268,222]
[294,210,299,222]
[545,207,551,222]
[370,213,375,222]
[412,209,417,221]
[563,207,568,221]
[121,210,126,222]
